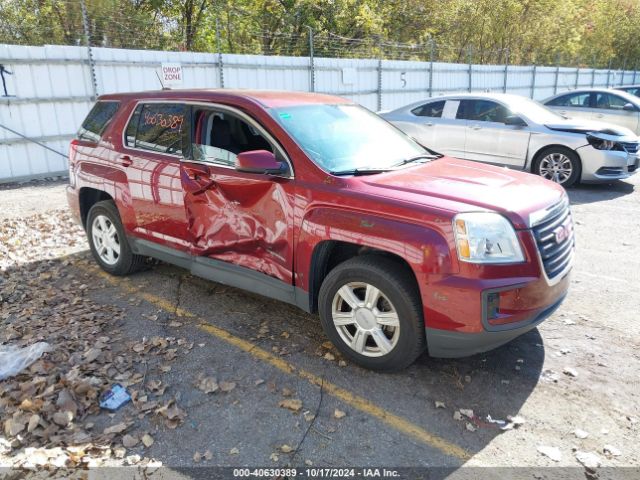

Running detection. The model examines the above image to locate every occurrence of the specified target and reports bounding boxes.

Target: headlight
[453,212,525,264]
[587,134,622,151]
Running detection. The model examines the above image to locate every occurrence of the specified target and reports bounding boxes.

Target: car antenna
[155,70,170,90]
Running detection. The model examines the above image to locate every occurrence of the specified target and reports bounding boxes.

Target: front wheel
[533,147,581,187]
[318,256,425,371]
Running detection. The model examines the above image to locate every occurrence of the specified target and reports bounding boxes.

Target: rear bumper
[426,292,566,358]
[66,185,82,226]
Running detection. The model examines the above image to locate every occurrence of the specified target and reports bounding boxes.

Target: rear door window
[128,103,189,155]
[457,100,509,123]
[77,101,120,142]
[411,100,446,118]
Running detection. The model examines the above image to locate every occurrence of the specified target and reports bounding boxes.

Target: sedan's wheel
[87,200,146,276]
[332,282,401,357]
[534,147,581,187]
[318,256,425,371]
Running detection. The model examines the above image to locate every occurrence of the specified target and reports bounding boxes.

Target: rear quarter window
[126,103,188,155]
[77,101,120,142]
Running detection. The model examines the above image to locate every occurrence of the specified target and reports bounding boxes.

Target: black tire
[318,255,425,372]
[86,200,146,276]
[532,146,581,187]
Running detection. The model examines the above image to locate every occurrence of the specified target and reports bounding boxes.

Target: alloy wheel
[331,282,400,357]
[91,214,121,265]
[539,152,573,184]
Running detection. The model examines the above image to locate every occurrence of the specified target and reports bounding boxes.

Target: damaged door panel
[180,106,294,284]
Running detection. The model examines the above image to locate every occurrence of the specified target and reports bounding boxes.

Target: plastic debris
[0,342,52,380]
[465,422,477,432]
[576,451,601,469]
[537,445,562,462]
[435,401,446,409]
[574,429,589,439]
[603,445,621,457]
[486,414,525,431]
[99,384,132,411]
[459,409,474,419]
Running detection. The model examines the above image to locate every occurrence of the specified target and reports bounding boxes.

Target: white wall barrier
[1,43,637,182]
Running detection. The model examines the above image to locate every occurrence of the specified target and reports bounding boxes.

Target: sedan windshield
[270,104,427,174]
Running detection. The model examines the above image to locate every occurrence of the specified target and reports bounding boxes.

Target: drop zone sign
[160,63,183,88]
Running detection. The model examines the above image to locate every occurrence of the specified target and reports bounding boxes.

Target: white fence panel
[1,43,639,182]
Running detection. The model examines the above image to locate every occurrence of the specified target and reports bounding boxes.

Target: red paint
[67,89,570,337]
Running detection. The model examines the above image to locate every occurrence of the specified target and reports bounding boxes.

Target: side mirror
[504,115,527,126]
[622,102,637,112]
[235,150,286,175]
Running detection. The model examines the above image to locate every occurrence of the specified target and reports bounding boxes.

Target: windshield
[507,97,565,124]
[270,104,426,173]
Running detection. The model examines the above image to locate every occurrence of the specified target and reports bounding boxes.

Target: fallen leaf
[603,445,621,457]
[27,414,40,433]
[103,422,128,435]
[197,377,219,394]
[204,450,213,460]
[279,399,302,412]
[122,434,139,448]
[219,381,236,393]
[323,352,335,361]
[52,411,73,427]
[435,401,446,409]
[193,451,202,463]
[230,447,239,455]
[334,409,346,419]
[280,444,293,453]
[142,434,154,448]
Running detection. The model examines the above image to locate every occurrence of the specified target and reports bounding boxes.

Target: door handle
[559,110,567,115]
[118,155,132,167]
[426,122,434,127]
[595,113,604,118]
[470,125,482,130]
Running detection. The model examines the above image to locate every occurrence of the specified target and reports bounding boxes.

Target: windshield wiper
[330,167,392,176]
[392,153,441,168]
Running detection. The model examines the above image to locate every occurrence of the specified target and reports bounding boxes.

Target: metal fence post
[553,53,560,94]
[606,59,611,88]
[621,59,626,86]
[307,27,315,92]
[376,57,382,111]
[428,39,435,98]
[467,46,473,93]
[215,18,224,88]
[530,64,537,98]
[503,48,509,93]
[574,63,580,89]
[633,63,637,84]
[80,0,98,99]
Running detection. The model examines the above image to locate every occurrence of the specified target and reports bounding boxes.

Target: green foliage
[1,0,639,67]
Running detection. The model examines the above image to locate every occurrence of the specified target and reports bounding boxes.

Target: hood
[358,157,565,230]
[545,119,637,140]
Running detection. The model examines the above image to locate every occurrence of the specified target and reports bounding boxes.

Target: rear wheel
[533,147,581,187]
[86,200,145,275]
[318,256,425,371]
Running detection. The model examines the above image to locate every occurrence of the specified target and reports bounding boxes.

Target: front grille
[532,200,575,280]
[621,142,639,154]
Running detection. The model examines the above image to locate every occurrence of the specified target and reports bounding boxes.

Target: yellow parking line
[82,264,471,461]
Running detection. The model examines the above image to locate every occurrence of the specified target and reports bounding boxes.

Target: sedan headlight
[587,134,623,151]
[453,212,524,264]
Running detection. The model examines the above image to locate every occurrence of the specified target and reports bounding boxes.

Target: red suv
[67,90,574,371]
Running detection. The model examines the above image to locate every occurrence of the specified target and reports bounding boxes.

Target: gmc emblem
[553,220,572,244]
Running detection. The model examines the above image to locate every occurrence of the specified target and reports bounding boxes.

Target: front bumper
[577,145,638,182]
[426,291,566,358]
